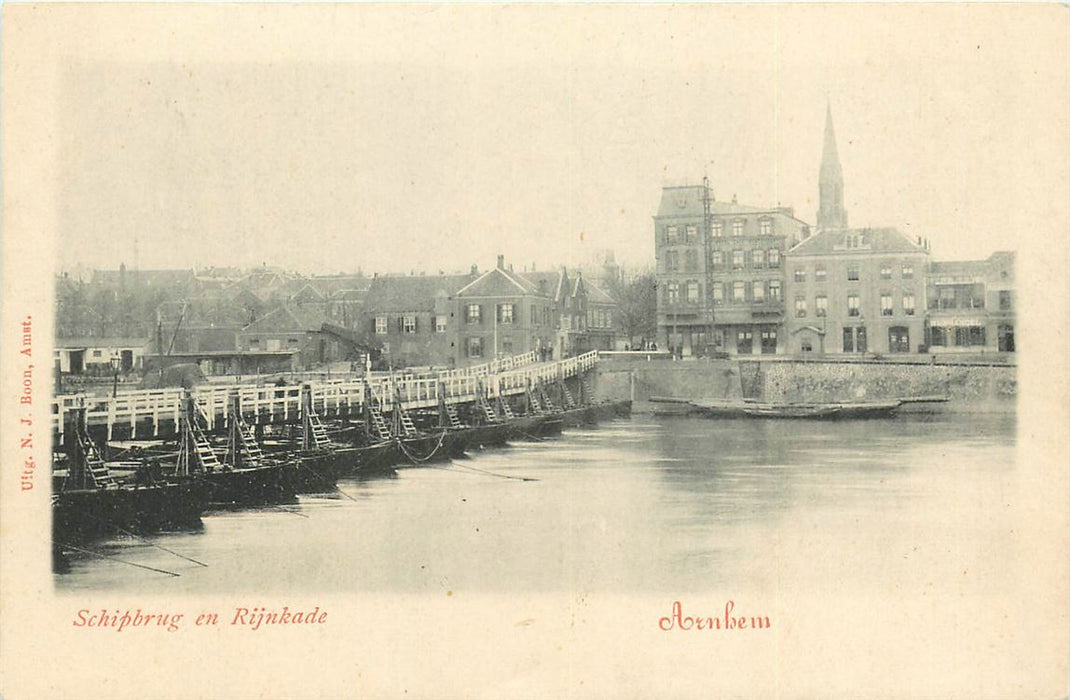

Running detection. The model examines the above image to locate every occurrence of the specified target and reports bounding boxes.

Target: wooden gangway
[53,351,599,442]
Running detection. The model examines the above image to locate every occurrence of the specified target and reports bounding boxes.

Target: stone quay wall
[595,356,1017,413]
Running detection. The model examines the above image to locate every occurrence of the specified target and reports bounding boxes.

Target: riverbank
[595,356,1017,413]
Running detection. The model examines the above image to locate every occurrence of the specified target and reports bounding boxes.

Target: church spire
[817,101,848,230]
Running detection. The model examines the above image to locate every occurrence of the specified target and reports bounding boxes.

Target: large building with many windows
[653,184,809,356]
[783,228,930,355]
[658,104,1016,358]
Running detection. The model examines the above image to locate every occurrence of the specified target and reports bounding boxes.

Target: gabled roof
[585,282,616,305]
[240,304,328,334]
[571,273,585,298]
[789,227,927,256]
[454,267,538,298]
[289,282,326,303]
[363,273,474,312]
[519,270,564,301]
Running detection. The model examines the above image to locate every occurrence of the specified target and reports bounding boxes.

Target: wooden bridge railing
[53,351,599,441]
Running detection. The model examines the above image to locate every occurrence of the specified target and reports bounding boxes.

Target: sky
[46,5,1069,276]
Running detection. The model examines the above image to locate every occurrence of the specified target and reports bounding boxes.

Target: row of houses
[654,107,1016,358]
[54,257,623,377]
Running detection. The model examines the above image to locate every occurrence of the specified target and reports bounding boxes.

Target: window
[759,219,773,236]
[732,281,746,302]
[955,326,986,347]
[752,281,765,302]
[880,263,893,279]
[402,314,417,333]
[375,316,388,335]
[736,330,753,354]
[847,266,859,281]
[769,280,781,301]
[732,219,745,237]
[711,221,724,238]
[466,304,482,324]
[498,303,514,325]
[711,251,724,268]
[666,225,679,243]
[794,268,806,283]
[92,349,103,358]
[685,225,697,243]
[752,249,765,268]
[501,338,513,355]
[815,267,827,282]
[880,294,893,316]
[686,281,700,304]
[903,294,915,316]
[768,249,780,268]
[760,329,777,354]
[530,305,538,327]
[667,283,680,304]
[435,315,447,333]
[902,264,914,279]
[889,327,910,353]
[939,288,955,310]
[815,295,827,317]
[467,337,483,358]
[930,327,948,347]
[999,290,1012,311]
[801,339,813,353]
[665,250,679,272]
[712,283,724,304]
[249,338,261,347]
[732,250,745,269]
[794,297,807,318]
[288,337,300,347]
[998,324,1015,352]
[848,294,860,316]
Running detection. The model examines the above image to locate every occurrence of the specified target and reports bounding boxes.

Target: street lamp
[110,352,120,397]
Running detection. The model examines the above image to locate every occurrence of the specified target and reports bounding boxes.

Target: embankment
[595,357,1016,413]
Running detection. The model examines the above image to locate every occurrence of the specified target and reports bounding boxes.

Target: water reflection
[55,412,1017,595]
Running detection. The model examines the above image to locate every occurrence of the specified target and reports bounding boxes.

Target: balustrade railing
[53,351,598,439]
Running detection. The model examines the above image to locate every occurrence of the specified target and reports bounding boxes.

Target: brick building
[454,258,557,364]
[926,251,1015,354]
[361,271,476,368]
[783,228,930,355]
[653,184,809,356]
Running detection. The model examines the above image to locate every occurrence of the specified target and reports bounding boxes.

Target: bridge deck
[53,351,598,442]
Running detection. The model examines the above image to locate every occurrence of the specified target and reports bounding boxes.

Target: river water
[55,411,1017,595]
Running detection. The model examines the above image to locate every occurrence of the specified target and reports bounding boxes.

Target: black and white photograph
[1,4,1067,699]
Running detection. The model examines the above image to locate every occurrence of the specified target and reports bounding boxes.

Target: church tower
[817,103,848,230]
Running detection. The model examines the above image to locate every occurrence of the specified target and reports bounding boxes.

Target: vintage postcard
[1,4,1067,698]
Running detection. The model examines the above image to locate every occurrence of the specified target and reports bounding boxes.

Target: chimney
[470,264,479,276]
[496,254,505,270]
[508,264,514,272]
